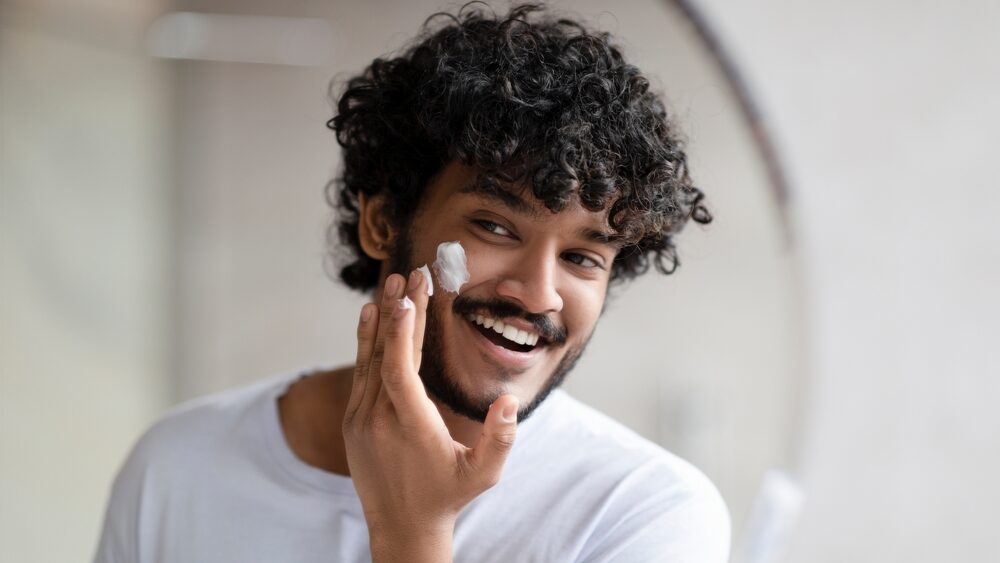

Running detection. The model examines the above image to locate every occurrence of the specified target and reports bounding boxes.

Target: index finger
[380,279,434,426]
[408,268,430,371]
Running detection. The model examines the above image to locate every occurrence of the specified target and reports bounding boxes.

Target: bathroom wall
[694,0,1000,560]
[0,1,172,560]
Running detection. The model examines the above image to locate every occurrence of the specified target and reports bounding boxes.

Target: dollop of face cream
[433,241,470,293]
[417,264,434,296]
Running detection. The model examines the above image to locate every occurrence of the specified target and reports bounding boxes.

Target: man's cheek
[460,236,510,274]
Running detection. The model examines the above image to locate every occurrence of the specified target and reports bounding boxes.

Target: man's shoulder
[530,389,731,523]
[536,389,693,467]
[94,371,306,561]
[524,390,731,559]
[123,371,295,473]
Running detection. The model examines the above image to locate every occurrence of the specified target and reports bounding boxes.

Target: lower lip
[460,316,545,370]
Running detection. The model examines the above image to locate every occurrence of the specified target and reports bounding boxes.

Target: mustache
[452,295,567,345]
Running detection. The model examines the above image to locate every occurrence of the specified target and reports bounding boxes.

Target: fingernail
[394,296,414,318]
[385,275,401,298]
[361,304,373,322]
[408,269,420,291]
[501,402,518,423]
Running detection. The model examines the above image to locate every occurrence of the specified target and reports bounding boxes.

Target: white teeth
[502,325,518,341]
[510,329,522,344]
[469,315,541,348]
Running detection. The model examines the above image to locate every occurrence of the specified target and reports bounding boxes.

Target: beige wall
[0,1,171,561]
[696,0,1000,560]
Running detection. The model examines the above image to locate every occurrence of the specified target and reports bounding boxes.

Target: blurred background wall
[1,1,172,561]
[692,1,1000,561]
[1,0,997,562]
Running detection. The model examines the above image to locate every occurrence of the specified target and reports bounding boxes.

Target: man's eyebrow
[578,226,623,248]
[459,181,541,219]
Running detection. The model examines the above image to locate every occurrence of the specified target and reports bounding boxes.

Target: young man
[95,4,730,562]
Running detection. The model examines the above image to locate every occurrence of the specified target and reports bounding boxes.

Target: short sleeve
[577,462,731,563]
[92,444,146,563]
[92,413,178,563]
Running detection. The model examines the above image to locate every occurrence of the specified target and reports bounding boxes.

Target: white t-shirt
[94,368,731,562]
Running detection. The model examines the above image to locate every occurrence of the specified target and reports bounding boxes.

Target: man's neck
[277,366,484,477]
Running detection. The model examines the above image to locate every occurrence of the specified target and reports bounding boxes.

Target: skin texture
[278,160,617,560]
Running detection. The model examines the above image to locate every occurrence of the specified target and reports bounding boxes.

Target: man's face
[388,160,618,423]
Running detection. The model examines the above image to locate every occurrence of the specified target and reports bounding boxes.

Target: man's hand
[343,270,519,563]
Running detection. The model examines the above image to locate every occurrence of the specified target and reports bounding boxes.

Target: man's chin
[419,369,496,424]
[419,359,573,425]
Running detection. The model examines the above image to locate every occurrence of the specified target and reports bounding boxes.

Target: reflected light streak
[146,12,333,66]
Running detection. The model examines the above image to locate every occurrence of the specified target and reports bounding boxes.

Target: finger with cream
[432,241,469,293]
[416,264,434,296]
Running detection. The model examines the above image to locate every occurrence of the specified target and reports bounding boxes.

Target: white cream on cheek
[432,241,470,293]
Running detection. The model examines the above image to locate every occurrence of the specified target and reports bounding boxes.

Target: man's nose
[494,243,564,315]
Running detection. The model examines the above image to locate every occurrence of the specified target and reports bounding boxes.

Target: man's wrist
[368,516,456,563]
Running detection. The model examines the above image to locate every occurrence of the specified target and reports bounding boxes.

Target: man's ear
[357,192,395,260]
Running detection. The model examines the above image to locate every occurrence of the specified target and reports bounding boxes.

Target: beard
[388,227,592,424]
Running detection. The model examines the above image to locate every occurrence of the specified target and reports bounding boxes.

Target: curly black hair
[325,2,711,292]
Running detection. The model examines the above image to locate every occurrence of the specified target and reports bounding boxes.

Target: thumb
[470,395,519,484]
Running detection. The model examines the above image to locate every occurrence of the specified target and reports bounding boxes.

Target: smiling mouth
[465,315,544,353]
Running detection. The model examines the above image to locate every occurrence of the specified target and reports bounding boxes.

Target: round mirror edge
[665,0,812,476]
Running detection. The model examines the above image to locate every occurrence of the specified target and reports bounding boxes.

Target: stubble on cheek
[418,293,497,423]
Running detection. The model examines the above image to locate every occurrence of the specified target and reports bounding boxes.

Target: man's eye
[563,252,603,269]
[474,220,513,237]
